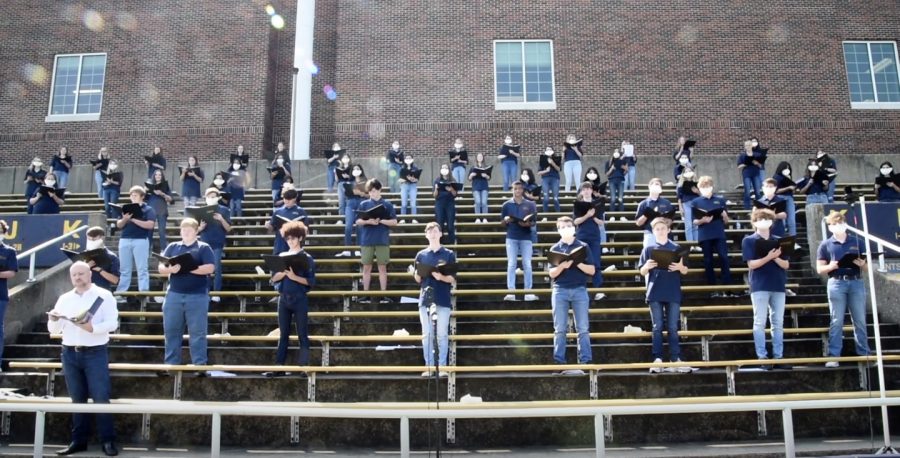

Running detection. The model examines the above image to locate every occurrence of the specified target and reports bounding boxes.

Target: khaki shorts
[360,245,390,265]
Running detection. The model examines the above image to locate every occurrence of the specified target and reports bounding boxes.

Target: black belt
[830,275,860,281]
[63,344,107,352]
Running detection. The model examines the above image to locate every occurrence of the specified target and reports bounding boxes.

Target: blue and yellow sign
[0,214,90,268]
[823,203,900,259]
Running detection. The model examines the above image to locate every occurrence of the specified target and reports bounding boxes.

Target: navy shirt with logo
[269,204,310,254]
[635,197,674,233]
[501,198,537,241]
[817,235,866,278]
[162,240,216,295]
[181,168,205,199]
[573,200,602,242]
[469,167,490,192]
[357,198,396,246]
[276,250,316,297]
[121,203,157,240]
[415,246,456,308]
[774,174,795,197]
[549,239,593,289]
[638,240,685,303]
[741,233,787,293]
[31,188,64,214]
[199,205,232,249]
[499,145,518,164]
[0,243,19,301]
[690,195,728,242]
[92,248,121,292]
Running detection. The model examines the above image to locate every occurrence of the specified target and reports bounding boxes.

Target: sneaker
[786,289,797,297]
[116,296,127,304]
[603,265,616,272]
[399,220,406,224]
[515,268,523,275]
[554,369,585,376]
[794,243,802,251]
[726,200,736,206]
[421,370,434,377]
[263,371,286,378]
[438,371,450,378]
[411,219,418,224]
[524,294,539,301]
[268,297,279,303]
[690,246,703,253]
[649,358,663,373]
[710,292,723,299]
[336,251,350,257]
[354,251,361,256]
[675,359,693,373]
[601,248,610,254]
[378,297,390,304]
[153,296,164,304]
[825,361,840,368]
[503,294,516,301]
[358,297,371,304]
[254,266,266,276]
[593,293,606,301]
[211,296,221,303]
[335,220,342,225]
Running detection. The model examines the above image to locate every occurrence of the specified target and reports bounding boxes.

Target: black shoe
[102,442,119,456]
[263,371,286,378]
[773,363,793,370]
[358,297,371,304]
[155,371,171,377]
[57,442,87,455]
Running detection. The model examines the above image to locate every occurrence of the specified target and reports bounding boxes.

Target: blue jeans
[542,176,560,212]
[327,164,337,193]
[116,237,150,292]
[229,198,243,217]
[642,232,654,248]
[0,300,7,362]
[563,160,582,192]
[682,201,697,242]
[276,294,310,365]
[827,179,837,203]
[806,193,828,206]
[827,278,870,357]
[94,170,103,198]
[505,239,533,289]
[210,247,224,292]
[344,198,361,246]
[502,160,518,191]
[271,189,281,203]
[56,170,69,189]
[435,199,456,244]
[102,189,119,218]
[649,301,681,361]
[338,184,347,215]
[625,165,636,191]
[387,163,401,192]
[582,238,603,287]
[156,213,168,249]
[699,238,732,285]
[473,189,489,214]
[452,166,466,190]
[419,305,451,367]
[751,291,786,359]
[742,174,763,209]
[782,195,796,236]
[609,179,625,212]
[163,291,209,365]
[552,285,592,363]
[61,345,114,443]
[599,219,608,244]
[400,182,417,215]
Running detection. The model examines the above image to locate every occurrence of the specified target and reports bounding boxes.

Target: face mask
[352,169,362,177]
[544,149,554,156]
[232,163,241,170]
[454,143,463,150]
[782,169,791,177]
[341,158,350,165]
[213,178,225,186]
[32,161,42,168]
[45,179,56,187]
[762,186,776,198]
[558,226,576,239]
[808,165,819,172]
[86,239,104,250]
[881,167,893,176]
[504,137,512,145]
[440,168,449,176]
[109,164,118,170]
[613,152,621,159]
[392,143,400,151]
[751,141,759,148]
[828,223,847,234]
[586,173,598,181]
[205,197,219,206]
[404,158,413,165]
[679,157,689,165]
[276,158,284,165]
[682,171,695,179]
[521,174,530,182]
[753,219,773,230]
[649,184,661,194]
[699,186,713,197]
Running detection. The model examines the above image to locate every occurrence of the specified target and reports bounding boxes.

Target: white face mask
[751,141,759,148]
[404,158,413,165]
[558,226,576,239]
[45,179,56,187]
[782,169,791,177]
[679,157,689,165]
[544,149,554,156]
[33,161,42,168]
[828,223,847,234]
[613,152,621,159]
[109,164,118,170]
[753,219,773,230]
[808,165,819,172]
[881,167,893,175]
[85,239,104,250]
[232,163,241,170]
[276,158,285,165]
[213,178,225,186]
[504,137,512,145]
[816,151,826,158]
[649,184,662,194]
[699,186,713,198]
[682,171,695,179]
[521,174,530,182]
[392,143,400,151]
[762,186,776,198]
[205,197,219,206]
[586,173,598,181]
[440,168,449,176]
[454,143,463,150]
[352,169,362,177]
[341,157,350,165]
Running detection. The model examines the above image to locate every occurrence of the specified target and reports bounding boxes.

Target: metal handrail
[15,224,88,282]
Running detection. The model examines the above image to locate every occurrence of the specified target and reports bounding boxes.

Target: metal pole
[211,413,221,457]
[594,413,606,458]
[782,408,795,458]
[27,252,36,282]
[33,411,44,458]
[400,416,410,458]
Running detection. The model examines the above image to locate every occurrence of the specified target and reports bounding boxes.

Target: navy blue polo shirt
[121,203,157,239]
[817,235,866,278]
[690,195,728,242]
[199,205,231,249]
[276,250,316,296]
[51,156,72,173]
[541,157,560,179]
[564,146,581,162]
[24,169,47,197]
[181,169,205,198]
[741,233,787,293]
[549,239,593,288]
[500,145,518,164]
[92,248,121,291]
[797,176,827,195]
[635,197,673,232]
[102,171,123,194]
[270,162,291,191]
[357,198,396,246]
[877,177,900,202]
[469,167,490,192]
[677,180,699,202]
[31,189,64,214]
[162,240,216,294]
[737,151,762,178]
[573,200,602,242]
[501,198,537,241]
[774,174,794,197]
[523,182,540,201]
[638,241,684,304]
[434,179,457,202]
[415,246,456,308]
[270,204,310,254]
[0,243,19,300]
[755,195,786,236]
[226,174,245,200]
[387,149,404,166]
[606,159,625,182]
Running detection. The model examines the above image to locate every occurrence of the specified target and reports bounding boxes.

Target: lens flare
[270,14,285,29]
[83,10,105,32]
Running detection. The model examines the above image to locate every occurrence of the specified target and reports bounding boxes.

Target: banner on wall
[822,203,900,271]
[0,214,91,268]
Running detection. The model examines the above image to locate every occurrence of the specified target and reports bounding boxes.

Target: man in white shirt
[47,262,119,456]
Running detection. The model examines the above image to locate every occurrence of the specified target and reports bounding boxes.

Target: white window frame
[493,40,557,111]
[45,53,108,122]
[843,41,900,110]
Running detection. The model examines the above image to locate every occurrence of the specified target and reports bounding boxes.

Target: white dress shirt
[47,284,119,347]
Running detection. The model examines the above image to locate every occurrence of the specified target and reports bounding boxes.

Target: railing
[15,224,88,282]
[2,392,899,458]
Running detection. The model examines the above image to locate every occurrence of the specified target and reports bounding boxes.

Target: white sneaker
[691,246,703,253]
[335,220,342,225]
[786,289,797,297]
[601,248,610,254]
[515,268,523,275]
[794,243,802,250]
[726,200,735,206]
[649,358,663,373]
[825,361,840,368]
[412,219,418,224]
[399,220,406,224]
[254,266,266,276]
[524,294,539,301]
[438,371,450,378]
[337,251,350,257]
[153,296,164,304]
[211,296,221,303]
[675,359,692,373]
[421,370,434,377]
[354,251,361,256]
[594,293,606,301]
[503,294,516,301]
[603,265,616,272]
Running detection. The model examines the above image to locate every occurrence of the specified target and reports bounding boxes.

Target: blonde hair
[825,210,845,225]
[180,218,199,230]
